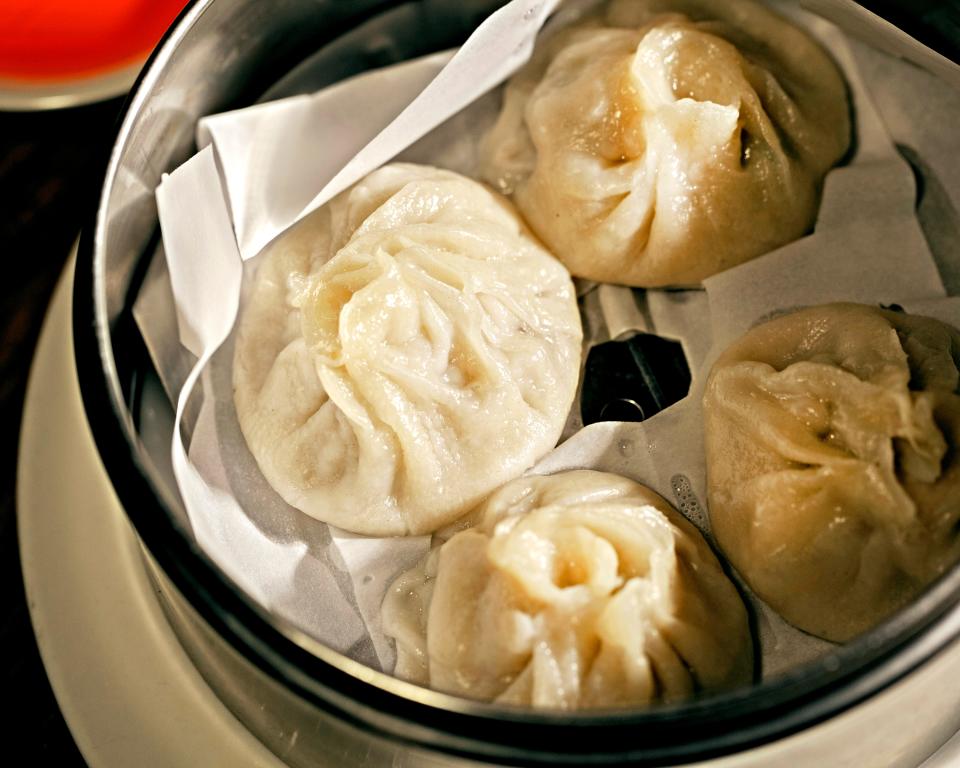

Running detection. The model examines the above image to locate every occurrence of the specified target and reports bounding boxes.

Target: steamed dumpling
[703,304,960,642]
[233,164,582,536]
[481,0,851,287]
[382,470,753,708]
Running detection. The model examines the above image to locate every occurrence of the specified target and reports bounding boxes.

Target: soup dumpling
[481,0,851,287]
[233,164,583,536]
[382,470,754,708]
[703,303,960,641]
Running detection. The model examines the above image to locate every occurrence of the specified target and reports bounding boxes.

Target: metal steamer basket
[73,0,960,765]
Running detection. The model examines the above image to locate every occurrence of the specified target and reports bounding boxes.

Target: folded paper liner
[137,0,960,682]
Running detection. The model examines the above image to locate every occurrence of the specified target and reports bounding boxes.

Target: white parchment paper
[138,0,960,679]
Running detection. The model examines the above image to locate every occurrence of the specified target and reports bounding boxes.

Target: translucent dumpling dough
[233,164,582,536]
[382,470,753,709]
[703,304,960,642]
[481,0,851,287]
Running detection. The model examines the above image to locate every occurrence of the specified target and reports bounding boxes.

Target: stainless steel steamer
[73,1,960,765]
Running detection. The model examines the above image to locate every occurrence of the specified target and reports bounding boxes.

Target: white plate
[16,250,284,768]
[20,251,960,768]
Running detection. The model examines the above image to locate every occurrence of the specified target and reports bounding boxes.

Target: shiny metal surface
[75,0,960,764]
[149,543,960,767]
[144,550,489,768]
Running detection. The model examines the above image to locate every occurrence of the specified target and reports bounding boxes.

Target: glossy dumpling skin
[480,0,851,287]
[382,470,753,709]
[233,164,582,536]
[704,304,960,642]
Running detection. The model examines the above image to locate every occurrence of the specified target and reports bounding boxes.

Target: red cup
[0,0,189,107]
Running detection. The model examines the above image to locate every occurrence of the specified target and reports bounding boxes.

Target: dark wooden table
[1,97,125,766]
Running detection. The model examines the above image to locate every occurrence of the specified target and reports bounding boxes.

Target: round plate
[16,250,284,768]
[20,253,960,768]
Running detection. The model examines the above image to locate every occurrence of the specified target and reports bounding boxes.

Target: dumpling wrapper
[382,470,754,709]
[233,164,582,536]
[703,303,960,642]
[480,0,851,287]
